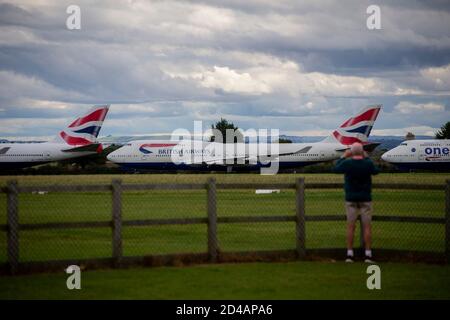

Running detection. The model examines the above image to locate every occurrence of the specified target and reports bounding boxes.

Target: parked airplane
[0,105,110,169]
[381,139,450,170]
[107,105,382,171]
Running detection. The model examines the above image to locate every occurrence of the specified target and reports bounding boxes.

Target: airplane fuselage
[0,143,96,169]
[381,139,450,170]
[0,105,109,170]
[107,140,345,171]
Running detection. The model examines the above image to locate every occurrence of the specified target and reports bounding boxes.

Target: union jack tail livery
[56,105,110,146]
[323,105,382,145]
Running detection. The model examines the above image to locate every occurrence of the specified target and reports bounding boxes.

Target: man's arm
[333,157,348,173]
[368,159,380,175]
[372,162,381,175]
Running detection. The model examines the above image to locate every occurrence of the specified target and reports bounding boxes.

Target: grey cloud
[0,0,449,137]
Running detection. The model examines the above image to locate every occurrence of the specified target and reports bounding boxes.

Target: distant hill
[0,140,45,144]
[99,134,434,151]
[367,135,433,150]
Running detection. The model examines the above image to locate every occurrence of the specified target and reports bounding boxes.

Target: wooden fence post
[207,177,218,262]
[112,179,123,267]
[296,178,306,259]
[7,180,19,275]
[446,180,450,264]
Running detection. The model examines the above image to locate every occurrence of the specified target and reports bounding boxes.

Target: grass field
[0,172,448,186]
[0,173,448,262]
[0,173,449,300]
[1,261,450,299]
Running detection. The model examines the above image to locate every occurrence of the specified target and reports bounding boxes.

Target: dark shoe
[345,255,354,263]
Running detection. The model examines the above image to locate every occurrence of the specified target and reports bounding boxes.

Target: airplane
[381,139,450,170]
[107,105,382,172]
[0,105,110,169]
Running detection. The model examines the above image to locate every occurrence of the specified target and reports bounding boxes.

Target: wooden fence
[1,178,449,275]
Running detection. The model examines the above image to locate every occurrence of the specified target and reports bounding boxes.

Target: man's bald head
[350,142,364,160]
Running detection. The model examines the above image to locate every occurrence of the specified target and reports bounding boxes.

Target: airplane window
[411,148,416,152]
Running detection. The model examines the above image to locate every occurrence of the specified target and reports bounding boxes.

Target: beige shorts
[345,201,372,225]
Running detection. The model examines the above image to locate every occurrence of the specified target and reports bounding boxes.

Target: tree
[210,118,243,143]
[278,137,292,143]
[405,132,415,140]
[435,122,450,139]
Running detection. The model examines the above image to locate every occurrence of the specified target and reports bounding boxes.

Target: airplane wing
[182,146,312,165]
[0,147,11,155]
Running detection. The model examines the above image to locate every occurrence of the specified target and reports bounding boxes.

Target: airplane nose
[381,152,388,161]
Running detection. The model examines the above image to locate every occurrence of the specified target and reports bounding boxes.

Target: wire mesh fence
[305,187,445,252]
[0,178,448,274]
[121,189,207,256]
[217,188,296,252]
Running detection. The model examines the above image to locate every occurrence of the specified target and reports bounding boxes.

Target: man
[333,142,380,263]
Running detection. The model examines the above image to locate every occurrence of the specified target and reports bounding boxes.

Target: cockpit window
[400,143,407,146]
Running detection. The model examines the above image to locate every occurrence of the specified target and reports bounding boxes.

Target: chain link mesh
[372,188,444,252]
[305,187,445,252]
[19,191,111,261]
[217,189,296,251]
[0,179,447,264]
[0,192,5,262]
[122,189,207,255]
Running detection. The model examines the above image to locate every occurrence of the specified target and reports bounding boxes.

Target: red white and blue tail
[322,105,381,145]
[55,105,110,146]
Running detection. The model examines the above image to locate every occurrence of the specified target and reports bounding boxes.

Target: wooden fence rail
[1,179,449,274]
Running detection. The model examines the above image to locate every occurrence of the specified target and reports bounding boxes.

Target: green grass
[0,174,448,300]
[0,189,445,261]
[1,262,450,299]
[0,173,448,262]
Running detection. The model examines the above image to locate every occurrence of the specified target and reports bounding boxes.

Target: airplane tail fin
[54,105,110,146]
[322,105,381,145]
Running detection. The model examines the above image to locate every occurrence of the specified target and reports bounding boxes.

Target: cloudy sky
[1,0,449,140]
